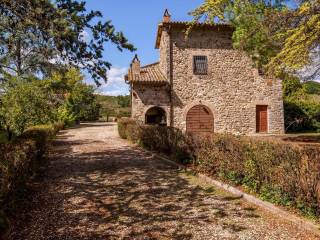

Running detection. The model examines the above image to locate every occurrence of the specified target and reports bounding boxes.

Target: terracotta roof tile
[126,62,168,85]
[167,21,232,28]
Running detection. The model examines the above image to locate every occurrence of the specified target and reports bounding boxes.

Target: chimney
[131,54,140,75]
[163,9,171,23]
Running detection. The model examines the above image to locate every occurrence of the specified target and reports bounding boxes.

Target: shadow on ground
[67,122,116,130]
[8,134,260,240]
[282,135,320,144]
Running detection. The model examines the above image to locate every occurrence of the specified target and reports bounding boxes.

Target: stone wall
[159,27,170,78]
[169,27,284,134]
[131,84,171,124]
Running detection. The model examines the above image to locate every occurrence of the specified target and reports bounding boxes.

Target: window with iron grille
[193,56,208,75]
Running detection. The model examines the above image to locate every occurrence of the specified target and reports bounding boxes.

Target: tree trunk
[6,126,13,141]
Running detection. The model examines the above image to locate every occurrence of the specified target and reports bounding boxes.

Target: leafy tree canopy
[45,68,101,124]
[0,77,54,138]
[0,0,136,85]
[191,0,319,77]
[267,0,320,76]
[282,74,320,132]
[65,83,100,122]
[97,95,131,120]
[0,68,101,139]
[46,67,85,95]
[303,81,320,95]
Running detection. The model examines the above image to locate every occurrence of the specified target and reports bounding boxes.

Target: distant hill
[303,81,320,95]
[96,95,131,121]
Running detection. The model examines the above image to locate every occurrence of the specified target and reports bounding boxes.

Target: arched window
[145,107,167,126]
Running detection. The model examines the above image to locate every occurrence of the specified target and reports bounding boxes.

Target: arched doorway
[186,105,214,134]
[145,107,167,126]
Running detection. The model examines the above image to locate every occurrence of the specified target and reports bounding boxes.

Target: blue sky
[84,0,317,96]
[85,0,204,95]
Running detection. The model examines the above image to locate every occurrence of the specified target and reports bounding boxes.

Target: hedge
[117,118,137,140]
[118,118,320,219]
[194,135,320,218]
[117,118,194,163]
[0,122,64,234]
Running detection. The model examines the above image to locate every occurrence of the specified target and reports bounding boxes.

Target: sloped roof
[126,62,168,85]
[155,21,234,48]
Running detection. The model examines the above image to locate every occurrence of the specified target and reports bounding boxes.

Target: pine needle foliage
[0,0,136,85]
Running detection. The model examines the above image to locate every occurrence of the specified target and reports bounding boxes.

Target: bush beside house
[0,123,64,234]
[283,76,320,132]
[118,119,320,219]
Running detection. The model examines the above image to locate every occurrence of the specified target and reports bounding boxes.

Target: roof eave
[130,80,169,86]
[155,23,163,49]
[155,21,234,49]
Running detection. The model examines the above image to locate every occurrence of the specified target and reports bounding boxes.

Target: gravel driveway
[8,122,319,240]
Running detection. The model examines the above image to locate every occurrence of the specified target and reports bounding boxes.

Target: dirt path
[8,123,319,240]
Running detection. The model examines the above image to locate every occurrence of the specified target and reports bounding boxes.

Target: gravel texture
[8,122,319,240]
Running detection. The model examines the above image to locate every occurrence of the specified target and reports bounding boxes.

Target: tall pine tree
[0,0,135,85]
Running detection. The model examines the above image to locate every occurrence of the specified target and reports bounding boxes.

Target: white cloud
[95,66,130,96]
[107,67,128,84]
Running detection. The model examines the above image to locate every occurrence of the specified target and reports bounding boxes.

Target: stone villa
[125,10,285,135]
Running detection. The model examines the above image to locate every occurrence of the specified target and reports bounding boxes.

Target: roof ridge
[126,61,167,85]
[163,21,233,28]
[155,21,234,49]
[141,62,160,68]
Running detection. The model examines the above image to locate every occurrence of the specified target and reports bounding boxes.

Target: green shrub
[0,140,37,197]
[0,131,7,144]
[21,127,51,157]
[194,134,245,181]
[22,123,64,153]
[118,120,193,164]
[53,122,65,134]
[126,122,141,143]
[0,123,63,234]
[0,77,55,138]
[195,135,320,218]
[174,147,193,164]
[0,209,8,233]
[117,121,320,218]
[56,104,77,127]
[0,139,38,234]
[138,126,172,153]
[117,118,137,139]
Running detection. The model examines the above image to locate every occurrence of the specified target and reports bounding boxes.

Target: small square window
[193,56,208,75]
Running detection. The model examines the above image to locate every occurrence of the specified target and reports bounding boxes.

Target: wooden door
[186,105,214,134]
[256,105,268,133]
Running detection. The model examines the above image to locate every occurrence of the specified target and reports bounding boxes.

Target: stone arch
[183,100,216,119]
[185,104,214,134]
[144,106,167,126]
